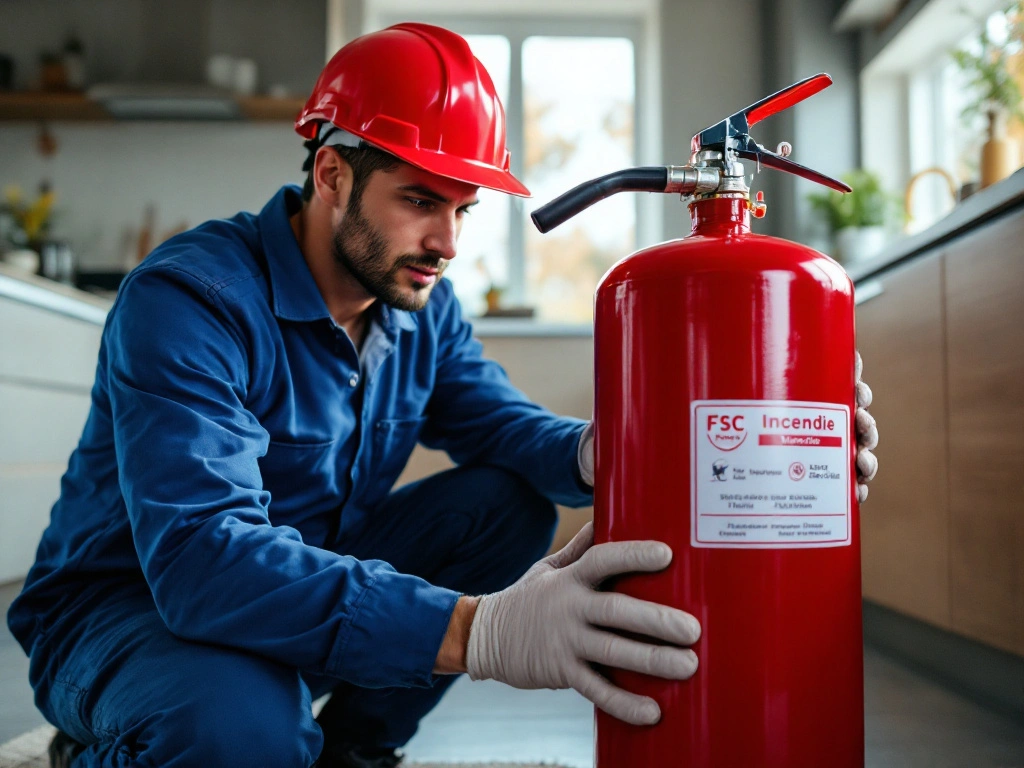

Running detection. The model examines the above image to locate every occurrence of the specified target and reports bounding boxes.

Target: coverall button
[348,373,359,387]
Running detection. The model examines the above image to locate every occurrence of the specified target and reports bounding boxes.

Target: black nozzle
[530,167,668,233]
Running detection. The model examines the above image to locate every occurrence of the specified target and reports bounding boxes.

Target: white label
[691,400,851,549]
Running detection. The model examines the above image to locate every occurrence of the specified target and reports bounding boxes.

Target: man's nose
[423,214,458,261]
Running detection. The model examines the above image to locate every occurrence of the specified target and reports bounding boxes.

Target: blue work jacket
[8,185,592,690]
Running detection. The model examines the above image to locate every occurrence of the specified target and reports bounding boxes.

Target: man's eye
[457,206,473,217]
[407,198,432,210]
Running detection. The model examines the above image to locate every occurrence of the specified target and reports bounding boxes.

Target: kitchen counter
[0,262,110,325]
[847,168,1024,284]
[0,262,595,337]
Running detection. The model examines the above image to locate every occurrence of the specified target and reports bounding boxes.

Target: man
[7,23,879,768]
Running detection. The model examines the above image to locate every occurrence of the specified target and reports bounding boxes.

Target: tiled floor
[2,580,1023,766]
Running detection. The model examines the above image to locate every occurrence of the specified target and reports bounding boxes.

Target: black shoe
[48,730,85,768]
[315,743,404,768]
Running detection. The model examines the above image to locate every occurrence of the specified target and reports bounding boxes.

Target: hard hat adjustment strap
[318,125,365,149]
[301,125,374,172]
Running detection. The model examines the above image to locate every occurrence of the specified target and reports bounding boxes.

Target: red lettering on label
[707,413,748,451]
[762,414,836,432]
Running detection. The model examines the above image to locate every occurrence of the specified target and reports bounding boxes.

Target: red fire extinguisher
[533,74,863,767]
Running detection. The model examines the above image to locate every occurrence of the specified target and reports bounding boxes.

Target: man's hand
[578,349,880,502]
[464,522,700,725]
[854,350,879,503]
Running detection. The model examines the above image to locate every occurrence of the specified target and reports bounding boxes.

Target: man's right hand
[465,522,700,725]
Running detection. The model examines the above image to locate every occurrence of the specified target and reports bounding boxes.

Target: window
[863,2,1024,234]
[521,36,636,323]
[907,8,1020,231]
[364,8,655,322]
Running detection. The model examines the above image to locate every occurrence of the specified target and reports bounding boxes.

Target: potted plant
[951,2,1024,188]
[807,169,897,265]
[0,182,56,274]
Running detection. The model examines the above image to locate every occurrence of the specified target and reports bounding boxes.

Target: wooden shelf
[0,91,111,121]
[236,95,305,122]
[0,91,305,123]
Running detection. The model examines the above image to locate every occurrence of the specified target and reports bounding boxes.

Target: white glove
[466,522,700,725]
[577,421,595,487]
[855,350,879,503]
[577,350,880,503]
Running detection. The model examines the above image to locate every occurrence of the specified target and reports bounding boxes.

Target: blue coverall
[7,185,592,766]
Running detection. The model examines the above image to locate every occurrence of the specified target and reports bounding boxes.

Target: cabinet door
[856,253,951,629]
[945,213,1024,656]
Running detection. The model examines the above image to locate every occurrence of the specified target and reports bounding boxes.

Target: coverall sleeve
[106,266,459,689]
[419,285,593,508]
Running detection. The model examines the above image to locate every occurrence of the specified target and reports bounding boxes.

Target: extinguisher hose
[530,167,669,233]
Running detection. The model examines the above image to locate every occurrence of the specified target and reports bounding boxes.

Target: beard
[331,194,448,312]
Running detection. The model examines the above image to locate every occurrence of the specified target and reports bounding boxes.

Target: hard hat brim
[370,136,532,198]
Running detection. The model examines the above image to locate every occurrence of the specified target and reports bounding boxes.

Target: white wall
[0,0,326,270]
[0,122,307,270]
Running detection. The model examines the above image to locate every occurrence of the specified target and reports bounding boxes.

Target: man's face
[332,162,479,312]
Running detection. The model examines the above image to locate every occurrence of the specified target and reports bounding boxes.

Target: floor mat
[0,725,572,768]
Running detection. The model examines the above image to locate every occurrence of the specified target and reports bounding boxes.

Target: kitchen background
[1,0,1023,763]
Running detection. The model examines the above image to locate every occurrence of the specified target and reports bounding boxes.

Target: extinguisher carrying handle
[530,167,669,233]
[734,144,852,193]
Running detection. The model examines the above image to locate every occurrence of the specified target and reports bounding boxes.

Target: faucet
[904,167,959,232]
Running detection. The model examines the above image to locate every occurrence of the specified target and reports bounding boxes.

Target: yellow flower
[3,185,23,207]
[21,190,55,241]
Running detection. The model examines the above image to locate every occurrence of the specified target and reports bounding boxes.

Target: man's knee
[131,652,321,768]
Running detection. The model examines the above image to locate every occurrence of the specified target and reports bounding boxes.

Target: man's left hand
[854,350,878,503]
[577,350,880,503]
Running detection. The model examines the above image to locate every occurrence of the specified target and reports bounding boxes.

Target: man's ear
[312,146,354,210]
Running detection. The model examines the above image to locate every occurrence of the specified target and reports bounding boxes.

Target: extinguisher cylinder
[593,196,862,768]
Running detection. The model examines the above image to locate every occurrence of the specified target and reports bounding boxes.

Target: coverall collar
[259,185,417,334]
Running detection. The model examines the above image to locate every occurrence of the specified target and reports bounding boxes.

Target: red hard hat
[296,23,530,197]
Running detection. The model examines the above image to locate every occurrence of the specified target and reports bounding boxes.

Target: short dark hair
[302,142,401,204]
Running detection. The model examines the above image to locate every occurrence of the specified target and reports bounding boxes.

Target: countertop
[0,262,110,325]
[4,169,1024,331]
[0,264,590,336]
[846,168,1024,285]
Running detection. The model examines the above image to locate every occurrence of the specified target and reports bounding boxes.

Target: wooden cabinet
[857,208,1024,657]
[0,290,103,583]
[856,253,952,630]
[944,213,1024,656]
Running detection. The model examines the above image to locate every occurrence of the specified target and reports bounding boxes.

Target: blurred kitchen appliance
[39,240,75,284]
[0,54,14,90]
[87,83,240,119]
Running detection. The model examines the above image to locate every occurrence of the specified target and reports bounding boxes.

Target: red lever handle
[744,73,833,128]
